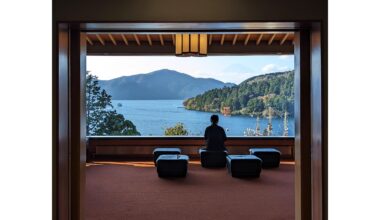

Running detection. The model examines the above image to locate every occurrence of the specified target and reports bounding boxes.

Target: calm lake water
[112,100,294,136]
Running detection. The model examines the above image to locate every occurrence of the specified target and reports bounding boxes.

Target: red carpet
[85,161,294,220]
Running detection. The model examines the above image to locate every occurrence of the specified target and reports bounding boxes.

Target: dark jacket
[204,124,227,151]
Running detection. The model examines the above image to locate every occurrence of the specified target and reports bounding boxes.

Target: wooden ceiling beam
[86,36,93,45]
[133,34,141,46]
[87,43,294,55]
[244,34,251,45]
[268,34,276,45]
[146,34,152,46]
[209,34,213,45]
[220,34,225,45]
[256,34,263,45]
[95,34,105,46]
[159,34,164,46]
[280,33,290,45]
[232,34,238,45]
[108,34,117,45]
[121,34,128,46]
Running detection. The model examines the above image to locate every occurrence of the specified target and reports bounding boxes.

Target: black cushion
[156,155,189,178]
[153,148,181,165]
[226,155,262,178]
[249,148,281,168]
[199,148,228,168]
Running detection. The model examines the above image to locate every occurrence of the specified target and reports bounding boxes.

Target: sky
[87,55,294,84]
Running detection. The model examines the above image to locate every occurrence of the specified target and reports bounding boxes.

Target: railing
[88,136,295,160]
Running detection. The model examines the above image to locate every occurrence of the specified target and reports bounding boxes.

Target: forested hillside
[183,71,294,117]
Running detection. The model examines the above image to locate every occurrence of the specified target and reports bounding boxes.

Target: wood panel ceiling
[86,32,294,55]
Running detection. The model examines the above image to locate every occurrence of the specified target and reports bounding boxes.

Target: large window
[86,55,294,137]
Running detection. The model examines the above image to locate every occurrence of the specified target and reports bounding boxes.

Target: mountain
[98,69,235,100]
[183,71,294,117]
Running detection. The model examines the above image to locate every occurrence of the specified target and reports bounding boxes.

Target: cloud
[261,64,276,73]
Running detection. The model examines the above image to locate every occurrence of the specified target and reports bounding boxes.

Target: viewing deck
[85,136,295,219]
[86,160,295,220]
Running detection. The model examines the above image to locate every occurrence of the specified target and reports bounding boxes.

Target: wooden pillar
[294,30,312,220]
[310,24,327,220]
[69,25,87,220]
[54,23,70,220]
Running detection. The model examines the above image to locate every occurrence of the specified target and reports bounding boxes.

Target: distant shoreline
[183,107,292,119]
[113,99,292,119]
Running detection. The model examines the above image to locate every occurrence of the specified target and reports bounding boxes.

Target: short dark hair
[210,115,219,124]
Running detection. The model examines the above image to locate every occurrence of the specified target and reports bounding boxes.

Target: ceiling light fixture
[175,34,207,56]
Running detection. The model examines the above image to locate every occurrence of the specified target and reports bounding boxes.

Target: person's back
[204,115,227,151]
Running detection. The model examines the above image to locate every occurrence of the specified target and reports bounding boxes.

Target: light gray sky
[87,55,294,84]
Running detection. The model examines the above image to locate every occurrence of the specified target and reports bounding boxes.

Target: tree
[183,71,294,117]
[164,123,189,136]
[247,98,265,114]
[86,71,140,136]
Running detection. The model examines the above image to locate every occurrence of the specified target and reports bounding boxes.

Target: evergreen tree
[86,71,140,136]
[184,71,294,117]
[164,123,189,136]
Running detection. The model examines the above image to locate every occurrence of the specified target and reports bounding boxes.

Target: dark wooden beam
[87,42,294,55]
[146,34,152,46]
[294,30,312,220]
[55,23,70,220]
[133,34,140,45]
[159,34,164,46]
[268,33,276,45]
[69,28,87,220]
[95,34,104,46]
[220,34,225,45]
[108,34,117,45]
[86,36,93,45]
[121,34,128,45]
[310,24,326,220]
[232,34,238,45]
[88,136,295,160]
[88,44,174,55]
[256,33,263,45]
[244,34,250,45]
[208,43,293,54]
[280,33,289,45]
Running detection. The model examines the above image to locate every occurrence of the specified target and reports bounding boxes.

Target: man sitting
[204,115,227,151]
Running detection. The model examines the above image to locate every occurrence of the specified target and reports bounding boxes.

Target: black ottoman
[199,148,228,168]
[156,155,189,178]
[249,148,281,168]
[226,155,262,178]
[153,148,181,165]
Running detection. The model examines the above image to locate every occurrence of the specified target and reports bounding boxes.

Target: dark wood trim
[53,21,327,220]
[54,23,70,220]
[310,23,327,220]
[69,26,87,220]
[87,136,295,160]
[87,42,293,55]
[322,21,328,220]
[294,30,312,220]
[79,22,310,32]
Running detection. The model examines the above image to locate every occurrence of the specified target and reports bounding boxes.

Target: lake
[112,100,294,136]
